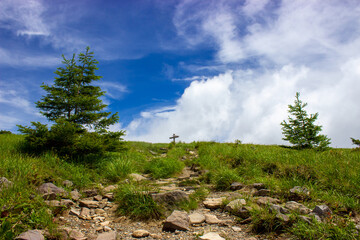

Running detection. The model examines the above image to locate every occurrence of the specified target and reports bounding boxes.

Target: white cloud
[97,82,128,99]
[125,0,360,147]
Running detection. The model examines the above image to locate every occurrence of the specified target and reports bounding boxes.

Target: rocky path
[14,150,345,240]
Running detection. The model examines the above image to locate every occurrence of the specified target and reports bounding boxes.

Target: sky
[1,0,360,147]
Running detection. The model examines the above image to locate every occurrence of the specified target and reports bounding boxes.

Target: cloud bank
[125,0,360,147]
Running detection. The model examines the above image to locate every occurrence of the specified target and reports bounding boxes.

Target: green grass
[145,157,185,179]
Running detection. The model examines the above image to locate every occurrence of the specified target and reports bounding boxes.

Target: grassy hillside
[0,134,359,239]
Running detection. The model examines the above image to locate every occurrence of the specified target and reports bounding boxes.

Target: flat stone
[203,197,226,209]
[15,230,44,240]
[205,214,222,224]
[230,182,244,191]
[94,195,102,201]
[269,204,289,214]
[132,229,150,238]
[162,210,190,232]
[255,197,280,206]
[95,209,106,215]
[103,226,112,232]
[63,228,86,240]
[80,207,91,218]
[152,191,189,205]
[96,231,116,240]
[232,226,242,232]
[313,205,332,218]
[79,200,99,208]
[129,173,147,182]
[103,185,117,192]
[189,212,205,224]
[285,201,310,214]
[70,208,81,216]
[200,232,225,240]
[150,233,162,239]
[103,192,114,200]
[83,189,98,197]
[60,199,75,208]
[225,199,246,212]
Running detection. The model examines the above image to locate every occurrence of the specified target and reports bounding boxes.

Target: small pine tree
[281,92,330,149]
[350,138,360,148]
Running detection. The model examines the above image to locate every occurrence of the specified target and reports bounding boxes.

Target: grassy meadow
[0,134,359,239]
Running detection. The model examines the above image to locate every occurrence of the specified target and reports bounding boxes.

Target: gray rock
[203,197,226,209]
[189,212,205,224]
[299,215,312,224]
[313,205,332,218]
[232,206,252,218]
[63,228,86,240]
[162,210,190,232]
[255,197,280,206]
[60,199,75,208]
[251,183,265,190]
[15,230,44,240]
[290,186,310,196]
[232,226,242,232]
[200,232,225,240]
[62,180,73,188]
[309,212,322,222]
[132,229,150,238]
[152,191,189,205]
[269,204,289,214]
[69,208,81,216]
[97,231,116,240]
[225,199,246,212]
[129,173,147,182]
[0,177,13,190]
[276,213,290,222]
[205,214,222,224]
[38,183,66,200]
[230,182,244,191]
[254,189,271,196]
[79,200,99,208]
[285,201,310,214]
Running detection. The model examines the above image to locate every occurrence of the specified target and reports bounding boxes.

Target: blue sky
[1,0,360,147]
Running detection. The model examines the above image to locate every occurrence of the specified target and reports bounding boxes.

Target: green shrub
[145,157,184,179]
[213,168,240,191]
[115,183,162,220]
[0,130,12,134]
[250,207,292,233]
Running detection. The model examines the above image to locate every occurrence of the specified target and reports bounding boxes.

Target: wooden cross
[169,133,179,144]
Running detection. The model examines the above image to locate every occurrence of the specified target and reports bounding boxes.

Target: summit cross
[169,133,179,144]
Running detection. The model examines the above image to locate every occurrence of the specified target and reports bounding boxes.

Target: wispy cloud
[97,82,128,100]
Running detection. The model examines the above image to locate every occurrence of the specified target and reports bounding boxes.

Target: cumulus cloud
[125,0,360,147]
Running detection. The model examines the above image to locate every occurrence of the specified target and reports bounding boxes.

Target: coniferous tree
[36,46,118,130]
[351,138,360,148]
[281,92,330,149]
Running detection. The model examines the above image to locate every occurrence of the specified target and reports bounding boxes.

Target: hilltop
[0,134,359,239]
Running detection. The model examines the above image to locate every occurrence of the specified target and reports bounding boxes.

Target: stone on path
[132,229,150,238]
[79,200,99,208]
[38,183,65,200]
[232,226,242,232]
[225,199,246,212]
[70,190,81,201]
[152,191,189,205]
[63,228,86,240]
[15,230,44,240]
[162,210,190,232]
[313,205,332,218]
[200,232,225,240]
[96,231,116,240]
[205,214,222,224]
[203,197,226,209]
[189,212,205,224]
[103,185,117,192]
[129,173,147,182]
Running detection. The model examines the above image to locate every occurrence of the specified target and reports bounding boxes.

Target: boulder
[203,197,226,209]
[38,183,65,200]
[162,210,190,232]
[225,199,246,212]
[15,230,44,240]
[313,205,332,218]
[200,232,225,240]
[189,212,205,224]
[152,191,189,205]
[132,229,150,238]
[230,182,244,191]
